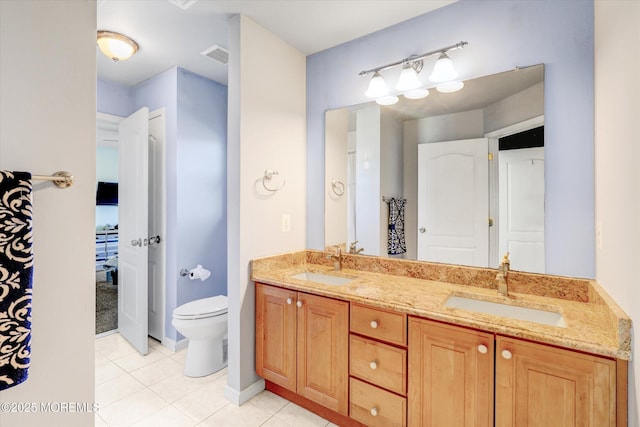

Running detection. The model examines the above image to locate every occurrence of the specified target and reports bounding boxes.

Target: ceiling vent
[201,44,229,65]
[167,0,199,10]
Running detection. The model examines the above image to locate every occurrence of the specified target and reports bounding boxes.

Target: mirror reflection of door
[417,138,489,267]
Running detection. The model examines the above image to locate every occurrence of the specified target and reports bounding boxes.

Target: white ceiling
[97,0,456,87]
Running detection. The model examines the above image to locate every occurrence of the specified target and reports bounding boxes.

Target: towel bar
[31,171,73,188]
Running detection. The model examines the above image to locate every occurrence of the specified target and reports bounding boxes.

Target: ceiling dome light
[404,88,430,99]
[429,53,458,83]
[395,63,421,91]
[365,72,388,98]
[97,30,139,62]
[436,81,465,93]
[376,96,399,106]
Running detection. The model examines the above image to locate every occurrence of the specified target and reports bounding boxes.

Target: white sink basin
[444,295,566,328]
[291,272,354,286]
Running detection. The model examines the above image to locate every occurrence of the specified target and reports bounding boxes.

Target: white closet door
[499,147,545,273]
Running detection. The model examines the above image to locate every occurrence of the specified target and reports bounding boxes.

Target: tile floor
[95,333,338,427]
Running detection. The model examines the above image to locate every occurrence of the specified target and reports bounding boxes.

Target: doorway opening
[95,110,166,343]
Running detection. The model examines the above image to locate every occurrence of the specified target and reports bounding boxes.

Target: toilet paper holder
[180,265,211,281]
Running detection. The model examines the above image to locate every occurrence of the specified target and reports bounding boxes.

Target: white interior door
[417,138,489,267]
[147,109,165,342]
[118,107,149,355]
[499,147,545,273]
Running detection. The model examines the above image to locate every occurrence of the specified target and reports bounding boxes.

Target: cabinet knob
[296,300,303,308]
[370,320,378,329]
[286,298,292,305]
[477,344,488,354]
[369,361,378,370]
[370,407,378,417]
[501,349,513,360]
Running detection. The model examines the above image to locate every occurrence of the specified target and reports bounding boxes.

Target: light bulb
[429,53,458,83]
[436,81,464,93]
[365,72,388,98]
[376,96,399,106]
[404,88,429,99]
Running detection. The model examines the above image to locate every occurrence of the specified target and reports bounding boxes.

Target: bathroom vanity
[252,250,630,427]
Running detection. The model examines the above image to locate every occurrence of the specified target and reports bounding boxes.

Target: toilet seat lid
[173,295,228,319]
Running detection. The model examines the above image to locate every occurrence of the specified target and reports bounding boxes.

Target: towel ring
[331,179,345,196]
[263,169,286,192]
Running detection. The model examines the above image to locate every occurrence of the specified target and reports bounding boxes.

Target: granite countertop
[251,250,631,360]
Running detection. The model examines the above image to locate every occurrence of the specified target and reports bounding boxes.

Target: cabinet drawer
[350,335,406,395]
[350,378,406,427]
[350,304,407,346]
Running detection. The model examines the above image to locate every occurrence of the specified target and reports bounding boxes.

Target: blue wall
[175,68,228,309]
[97,68,228,341]
[306,0,595,278]
[97,78,134,117]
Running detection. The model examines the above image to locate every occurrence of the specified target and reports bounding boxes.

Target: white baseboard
[224,378,265,406]
[163,336,188,352]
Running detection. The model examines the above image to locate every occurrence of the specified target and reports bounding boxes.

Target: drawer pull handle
[477,344,488,354]
[370,320,378,329]
[370,407,378,417]
[296,300,303,308]
[369,361,378,370]
[502,349,513,360]
[286,298,292,305]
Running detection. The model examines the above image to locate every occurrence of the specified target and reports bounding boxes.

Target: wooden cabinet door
[255,283,297,391]
[495,336,616,427]
[408,317,494,427]
[297,292,349,415]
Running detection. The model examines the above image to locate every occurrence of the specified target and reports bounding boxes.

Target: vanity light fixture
[97,30,139,62]
[395,60,422,91]
[365,71,389,98]
[429,52,458,83]
[360,41,467,103]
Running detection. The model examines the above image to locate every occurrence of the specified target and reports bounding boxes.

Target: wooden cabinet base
[266,381,367,427]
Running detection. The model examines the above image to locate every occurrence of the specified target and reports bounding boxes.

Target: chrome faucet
[348,241,364,254]
[328,246,343,271]
[496,252,510,297]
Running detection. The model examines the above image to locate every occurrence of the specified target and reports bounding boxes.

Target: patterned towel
[387,198,406,255]
[0,171,33,390]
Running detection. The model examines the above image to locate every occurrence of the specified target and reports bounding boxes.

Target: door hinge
[488,218,494,227]
[488,153,494,161]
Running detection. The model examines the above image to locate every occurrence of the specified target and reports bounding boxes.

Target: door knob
[370,320,378,329]
[369,361,378,370]
[286,298,292,305]
[370,407,378,417]
[419,227,426,233]
[501,349,513,360]
[477,344,488,354]
[148,235,162,245]
[131,238,142,247]
[296,301,303,308]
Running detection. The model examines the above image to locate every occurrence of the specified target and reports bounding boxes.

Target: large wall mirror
[325,64,544,273]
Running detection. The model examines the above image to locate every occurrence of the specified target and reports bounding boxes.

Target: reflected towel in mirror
[387,198,406,255]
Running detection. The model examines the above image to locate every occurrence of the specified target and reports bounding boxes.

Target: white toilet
[171,295,228,377]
